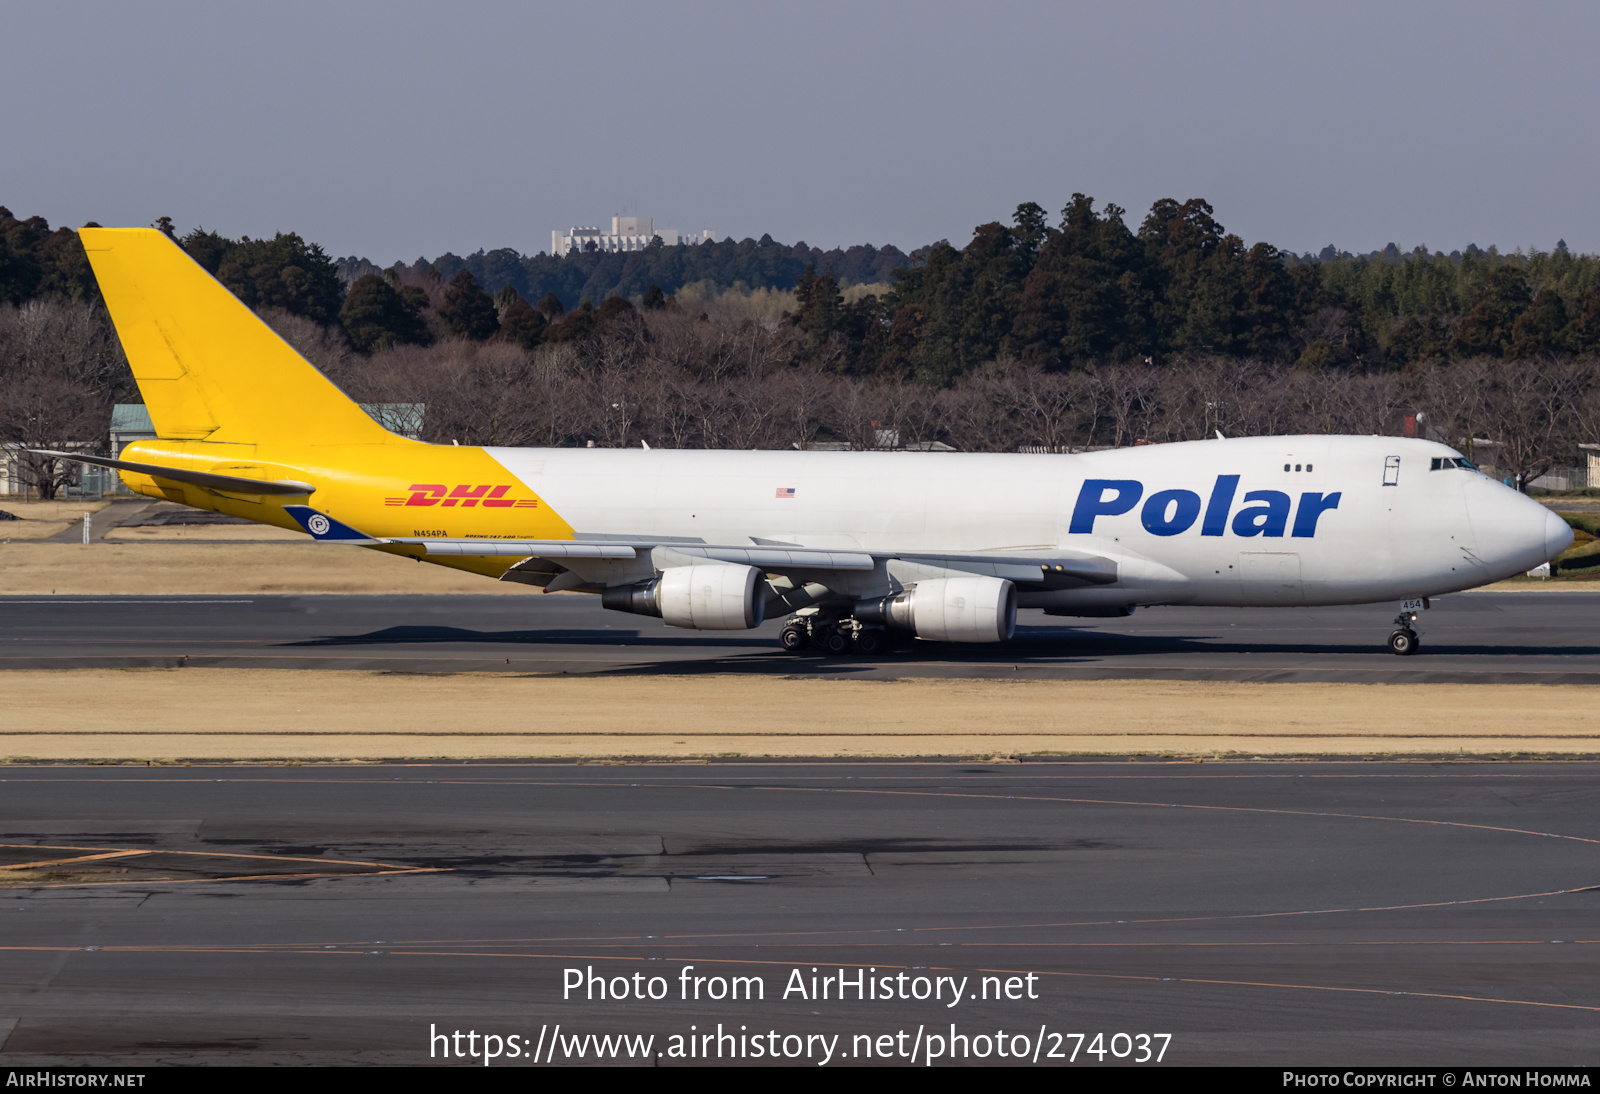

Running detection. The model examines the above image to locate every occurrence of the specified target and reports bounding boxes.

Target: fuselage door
[1238,551,1303,604]
[1383,455,1401,486]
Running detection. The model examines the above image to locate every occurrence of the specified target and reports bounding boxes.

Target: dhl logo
[385,484,539,508]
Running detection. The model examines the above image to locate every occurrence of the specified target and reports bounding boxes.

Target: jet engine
[601,564,765,630]
[856,576,1016,643]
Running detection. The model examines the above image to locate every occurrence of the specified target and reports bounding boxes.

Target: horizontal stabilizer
[28,450,315,496]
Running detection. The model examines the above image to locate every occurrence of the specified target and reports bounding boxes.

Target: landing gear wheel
[822,630,851,655]
[779,624,810,652]
[1388,628,1419,656]
[854,629,887,656]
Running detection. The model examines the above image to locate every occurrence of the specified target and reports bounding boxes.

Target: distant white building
[552,216,716,257]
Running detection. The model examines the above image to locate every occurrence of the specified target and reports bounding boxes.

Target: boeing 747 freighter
[39,229,1572,657]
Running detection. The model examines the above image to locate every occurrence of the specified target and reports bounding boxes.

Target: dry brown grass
[0,542,528,594]
[0,522,71,541]
[103,525,309,542]
[0,500,112,520]
[2,670,1596,761]
[0,500,113,541]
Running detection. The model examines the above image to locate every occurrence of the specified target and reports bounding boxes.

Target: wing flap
[899,553,1119,586]
[676,545,876,571]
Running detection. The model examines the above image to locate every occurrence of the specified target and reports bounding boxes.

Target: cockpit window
[1431,456,1481,472]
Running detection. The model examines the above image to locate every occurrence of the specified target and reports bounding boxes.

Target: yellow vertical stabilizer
[79,227,397,446]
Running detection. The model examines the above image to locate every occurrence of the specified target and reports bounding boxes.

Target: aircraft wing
[389,539,641,559]
[377,536,876,568]
[284,509,1117,587]
[388,537,1115,585]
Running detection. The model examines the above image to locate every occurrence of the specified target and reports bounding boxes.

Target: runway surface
[1,761,1596,1066]
[2,590,1599,682]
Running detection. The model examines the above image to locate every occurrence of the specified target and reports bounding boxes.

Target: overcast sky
[5,1,1596,262]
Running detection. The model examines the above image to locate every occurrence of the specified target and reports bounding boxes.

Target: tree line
[7,201,1599,372]
[4,200,1600,499]
[345,234,910,313]
[787,198,1600,382]
[276,303,1599,492]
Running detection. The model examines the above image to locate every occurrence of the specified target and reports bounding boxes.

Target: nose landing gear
[1388,609,1421,656]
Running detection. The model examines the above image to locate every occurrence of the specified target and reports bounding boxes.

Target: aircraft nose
[1545,509,1574,561]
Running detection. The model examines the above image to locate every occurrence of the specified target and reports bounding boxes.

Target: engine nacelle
[601,564,765,630]
[660,564,765,629]
[857,576,1016,643]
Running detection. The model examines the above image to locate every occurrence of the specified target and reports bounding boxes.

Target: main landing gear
[779,610,898,658]
[1388,609,1421,656]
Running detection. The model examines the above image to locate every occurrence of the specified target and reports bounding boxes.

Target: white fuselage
[488,435,1568,610]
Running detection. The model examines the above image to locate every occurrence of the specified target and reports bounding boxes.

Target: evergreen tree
[210,232,345,325]
[1235,243,1296,357]
[1506,288,1569,358]
[546,299,595,342]
[339,274,431,352]
[1140,198,1231,354]
[437,269,500,340]
[1011,201,1049,268]
[536,291,565,319]
[598,295,635,324]
[180,228,231,274]
[0,207,49,304]
[793,266,844,340]
[1570,286,1600,355]
[1451,265,1531,357]
[1013,195,1152,366]
[1385,314,1449,366]
[0,211,101,304]
[499,293,548,350]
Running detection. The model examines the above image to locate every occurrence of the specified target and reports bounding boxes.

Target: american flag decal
[776,487,796,498]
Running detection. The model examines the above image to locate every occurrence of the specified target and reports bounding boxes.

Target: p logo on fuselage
[1070,477,1341,539]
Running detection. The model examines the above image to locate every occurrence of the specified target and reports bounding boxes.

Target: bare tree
[0,300,125,498]
[1416,358,1496,466]
[1093,362,1161,446]
[943,366,1021,453]
[259,306,352,377]
[1000,363,1085,453]
[1480,357,1581,489]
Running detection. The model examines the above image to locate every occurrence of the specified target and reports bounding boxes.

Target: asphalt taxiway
[2,590,1598,682]
[1,761,1597,1066]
